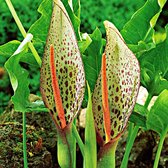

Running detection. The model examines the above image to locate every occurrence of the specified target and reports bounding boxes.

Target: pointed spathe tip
[103,20,115,29]
[103,20,123,40]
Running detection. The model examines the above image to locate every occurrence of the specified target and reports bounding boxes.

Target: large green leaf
[84,83,97,168]
[139,25,168,96]
[20,52,39,66]
[4,34,33,112]
[147,89,168,135]
[121,0,166,45]
[28,0,52,43]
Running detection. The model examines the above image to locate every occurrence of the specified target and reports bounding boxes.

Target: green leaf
[72,0,80,18]
[129,103,148,132]
[27,100,49,112]
[134,103,149,115]
[84,83,97,168]
[128,41,155,58]
[129,112,147,128]
[82,27,104,91]
[62,0,81,40]
[28,0,52,43]
[147,89,168,135]
[121,0,166,45]
[78,33,92,54]
[0,40,20,59]
[20,52,39,66]
[139,25,168,96]
[0,40,38,66]
[4,34,33,112]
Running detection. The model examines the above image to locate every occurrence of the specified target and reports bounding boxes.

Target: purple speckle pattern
[40,0,85,127]
[92,21,140,141]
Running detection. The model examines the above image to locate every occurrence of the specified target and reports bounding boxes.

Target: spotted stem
[102,53,111,143]
[50,44,66,129]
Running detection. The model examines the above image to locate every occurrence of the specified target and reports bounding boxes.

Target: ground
[0,101,168,168]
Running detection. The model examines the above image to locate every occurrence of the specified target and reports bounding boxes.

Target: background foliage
[0,0,167,113]
[80,0,146,34]
[0,0,147,113]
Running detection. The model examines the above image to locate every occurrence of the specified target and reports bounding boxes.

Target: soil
[0,100,168,168]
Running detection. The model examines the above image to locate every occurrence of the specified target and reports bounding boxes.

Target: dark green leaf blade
[129,103,148,129]
[129,112,147,128]
[121,0,165,45]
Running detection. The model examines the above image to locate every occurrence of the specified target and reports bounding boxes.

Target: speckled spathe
[40,0,85,128]
[92,21,140,144]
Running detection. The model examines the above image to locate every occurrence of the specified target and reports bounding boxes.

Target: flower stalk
[98,140,118,168]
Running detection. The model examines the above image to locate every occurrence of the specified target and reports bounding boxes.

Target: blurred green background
[0,0,167,113]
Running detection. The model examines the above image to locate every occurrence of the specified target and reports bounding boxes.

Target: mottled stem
[57,124,76,168]
[98,140,118,168]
